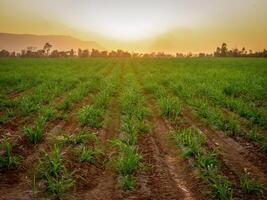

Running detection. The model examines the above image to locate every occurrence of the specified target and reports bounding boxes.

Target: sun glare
[59,0,179,41]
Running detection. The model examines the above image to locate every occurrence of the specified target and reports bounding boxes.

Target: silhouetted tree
[1,42,266,58]
[43,42,52,56]
[241,47,246,56]
[91,49,100,57]
[0,50,10,57]
[79,49,89,57]
[10,51,16,57]
[214,47,221,57]
[214,43,267,57]
[221,43,228,57]
[176,53,184,58]
[78,48,82,57]
[70,49,75,57]
[198,53,206,57]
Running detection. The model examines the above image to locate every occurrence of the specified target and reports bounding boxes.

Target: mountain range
[0,33,103,52]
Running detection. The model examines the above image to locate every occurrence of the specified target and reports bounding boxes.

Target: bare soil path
[78,65,124,200]
[129,64,207,200]
[181,107,267,184]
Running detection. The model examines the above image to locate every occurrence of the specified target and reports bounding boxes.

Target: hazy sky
[0,0,267,53]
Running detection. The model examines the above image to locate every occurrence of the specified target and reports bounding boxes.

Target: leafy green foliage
[24,118,45,144]
[196,151,218,170]
[37,145,74,198]
[240,175,265,194]
[0,139,20,169]
[46,175,74,198]
[79,105,104,128]
[159,96,181,119]
[61,131,98,145]
[210,177,233,200]
[173,128,234,199]
[173,129,205,158]
[78,146,102,163]
[41,145,63,177]
[121,175,136,191]
[111,139,142,176]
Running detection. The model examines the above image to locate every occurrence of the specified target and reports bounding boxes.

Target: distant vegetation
[0,42,266,58]
[214,43,267,57]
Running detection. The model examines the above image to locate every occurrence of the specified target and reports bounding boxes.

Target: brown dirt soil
[8,87,34,100]
[181,107,267,184]
[75,66,123,200]
[220,106,267,151]
[0,119,67,200]
[0,82,85,139]
[0,89,97,199]
[77,98,121,200]
[137,100,207,200]
[1,63,266,200]
[0,66,119,200]
[129,64,208,200]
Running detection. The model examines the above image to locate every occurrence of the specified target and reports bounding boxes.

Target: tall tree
[43,43,53,56]
[221,43,228,57]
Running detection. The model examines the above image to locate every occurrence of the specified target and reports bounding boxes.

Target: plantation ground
[0,58,266,200]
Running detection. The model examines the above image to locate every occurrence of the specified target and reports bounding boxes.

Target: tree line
[214,43,267,57]
[0,42,266,58]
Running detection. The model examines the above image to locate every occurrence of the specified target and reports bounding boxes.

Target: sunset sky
[0,0,267,53]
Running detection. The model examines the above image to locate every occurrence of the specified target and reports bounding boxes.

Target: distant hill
[0,33,103,52]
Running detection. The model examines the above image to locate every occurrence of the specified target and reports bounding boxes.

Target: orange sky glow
[0,0,267,53]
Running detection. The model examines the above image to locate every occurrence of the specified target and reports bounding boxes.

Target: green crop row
[111,69,147,191]
[22,65,110,145]
[78,66,119,128]
[172,128,266,199]
[138,61,266,153]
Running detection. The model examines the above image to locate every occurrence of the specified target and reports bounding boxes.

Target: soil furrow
[181,107,267,183]
[80,96,120,200]
[0,89,97,199]
[131,64,205,200]
[78,65,123,200]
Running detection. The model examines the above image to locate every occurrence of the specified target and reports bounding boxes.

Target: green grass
[239,174,266,195]
[78,146,95,163]
[24,118,45,144]
[246,128,266,150]
[58,79,101,111]
[46,175,74,198]
[37,145,75,198]
[78,105,104,128]
[78,146,102,163]
[111,139,142,176]
[210,177,233,200]
[78,70,119,128]
[1,57,267,197]
[0,139,20,169]
[173,128,205,158]
[0,109,14,124]
[41,145,63,177]
[110,72,146,190]
[159,96,181,119]
[173,128,234,199]
[138,58,266,152]
[121,175,136,191]
[61,131,98,145]
[40,106,56,121]
[121,117,138,145]
[196,151,218,170]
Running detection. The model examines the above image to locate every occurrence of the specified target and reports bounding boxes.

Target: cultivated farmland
[0,58,266,200]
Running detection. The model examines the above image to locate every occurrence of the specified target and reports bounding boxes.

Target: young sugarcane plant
[0,138,20,169]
